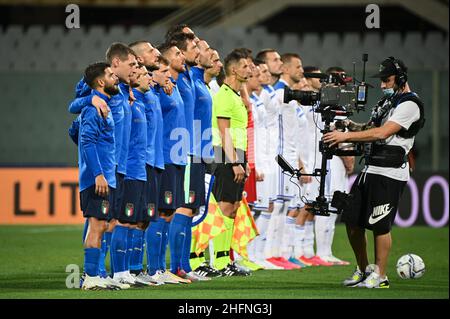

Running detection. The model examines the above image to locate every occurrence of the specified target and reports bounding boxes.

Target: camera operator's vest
[365,92,425,168]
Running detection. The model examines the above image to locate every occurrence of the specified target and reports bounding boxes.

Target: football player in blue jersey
[78,62,124,290]
[153,42,192,284]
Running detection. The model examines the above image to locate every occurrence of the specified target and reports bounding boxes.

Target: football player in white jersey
[266,53,309,270]
[244,60,284,269]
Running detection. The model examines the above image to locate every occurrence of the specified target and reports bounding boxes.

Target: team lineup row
[69,23,380,291]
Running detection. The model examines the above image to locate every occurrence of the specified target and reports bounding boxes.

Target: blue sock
[82,218,89,244]
[159,220,170,271]
[129,229,144,273]
[181,216,193,272]
[169,213,190,274]
[125,228,134,272]
[98,233,109,278]
[104,232,112,275]
[84,248,101,277]
[146,218,165,275]
[110,225,128,274]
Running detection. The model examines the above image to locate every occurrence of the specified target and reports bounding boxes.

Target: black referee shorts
[342,172,406,235]
[212,147,247,204]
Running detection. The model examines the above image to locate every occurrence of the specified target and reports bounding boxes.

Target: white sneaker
[152,270,181,284]
[360,272,390,288]
[81,275,109,290]
[255,259,284,270]
[128,272,154,287]
[133,272,164,286]
[113,272,137,287]
[103,276,130,290]
[186,271,211,281]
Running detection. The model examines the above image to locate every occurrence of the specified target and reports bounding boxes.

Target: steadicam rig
[279,54,370,216]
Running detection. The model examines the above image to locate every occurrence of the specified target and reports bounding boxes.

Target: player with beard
[204,48,223,92]
[79,62,122,290]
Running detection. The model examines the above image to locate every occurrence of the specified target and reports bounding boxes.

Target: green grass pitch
[0,224,447,299]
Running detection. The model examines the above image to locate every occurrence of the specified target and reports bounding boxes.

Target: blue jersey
[125,89,147,181]
[156,78,187,165]
[115,83,132,175]
[144,87,165,170]
[67,78,129,172]
[191,66,213,160]
[78,90,116,192]
[68,77,92,114]
[177,67,196,156]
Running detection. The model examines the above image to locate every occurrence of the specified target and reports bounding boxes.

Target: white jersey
[259,84,279,163]
[329,156,348,193]
[364,99,420,181]
[302,103,323,173]
[250,92,269,173]
[208,78,220,96]
[273,79,306,166]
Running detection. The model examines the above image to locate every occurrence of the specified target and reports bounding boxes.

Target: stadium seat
[322,32,341,52]
[128,25,147,42]
[382,32,403,57]
[362,32,382,52]
[279,33,301,54]
[341,32,361,51]
[147,25,167,44]
[107,25,127,43]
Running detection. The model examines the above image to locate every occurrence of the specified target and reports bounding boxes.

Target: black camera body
[278,55,370,216]
[283,74,368,113]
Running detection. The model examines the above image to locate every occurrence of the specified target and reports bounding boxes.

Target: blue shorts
[159,164,185,213]
[144,164,163,222]
[181,156,206,211]
[80,185,115,221]
[119,179,146,224]
[111,171,125,221]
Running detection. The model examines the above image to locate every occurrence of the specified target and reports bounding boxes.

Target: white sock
[272,202,288,258]
[264,201,284,259]
[281,216,296,259]
[326,213,338,257]
[315,215,330,258]
[208,240,214,267]
[304,220,315,258]
[294,224,305,258]
[250,212,271,261]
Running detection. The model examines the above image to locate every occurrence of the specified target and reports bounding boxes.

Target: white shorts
[304,177,320,202]
[287,188,305,210]
[254,175,271,210]
[276,155,300,202]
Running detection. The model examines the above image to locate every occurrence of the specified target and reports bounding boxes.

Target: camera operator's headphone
[388,56,407,88]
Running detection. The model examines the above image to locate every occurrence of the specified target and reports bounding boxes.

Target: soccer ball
[396,254,425,279]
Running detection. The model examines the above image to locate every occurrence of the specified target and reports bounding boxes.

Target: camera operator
[323,57,424,288]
